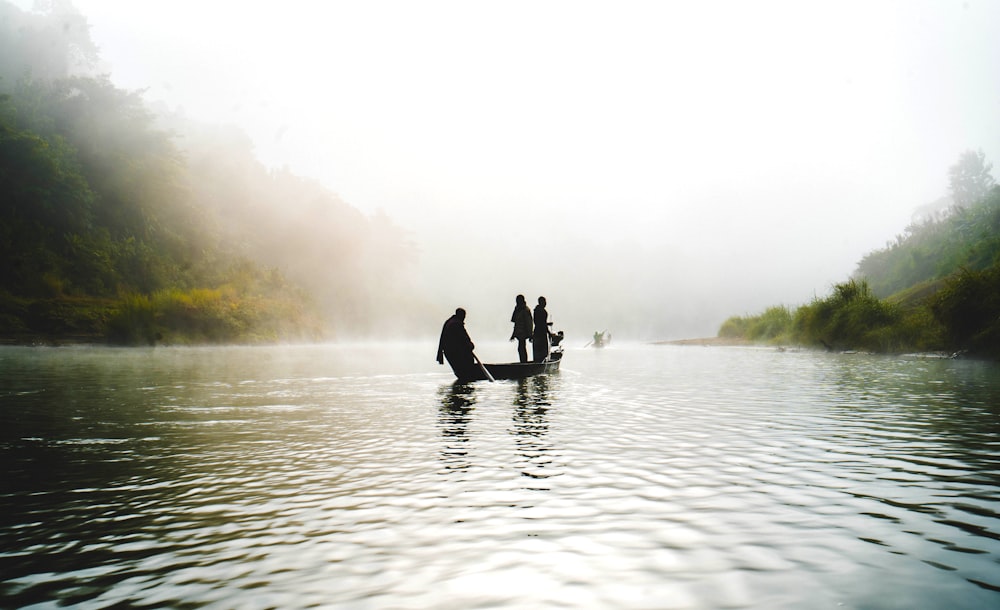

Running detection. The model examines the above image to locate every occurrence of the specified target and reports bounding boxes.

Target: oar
[472,352,495,382]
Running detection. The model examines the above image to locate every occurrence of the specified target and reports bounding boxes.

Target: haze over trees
[721,150,1000,359]
[3,1,998,351]
[0,0,428,343]
[949,149,995,209]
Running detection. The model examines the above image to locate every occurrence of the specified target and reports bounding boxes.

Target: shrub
[747,306,793,342]
[717,306,792,343]
[106,293,158,345]
[791,279,901,352]
[104,284,322,345]
[718,315,751,339]
[930,264,1000,357]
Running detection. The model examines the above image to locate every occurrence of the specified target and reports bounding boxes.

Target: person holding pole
[437,308,493,381]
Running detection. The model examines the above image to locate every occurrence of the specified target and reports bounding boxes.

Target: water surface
[1,343,998,608]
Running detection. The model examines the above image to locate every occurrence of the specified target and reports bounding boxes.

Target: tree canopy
[0,0,427,343]
[949,149,996,209]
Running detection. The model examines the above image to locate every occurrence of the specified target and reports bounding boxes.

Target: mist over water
[2,344,999,608]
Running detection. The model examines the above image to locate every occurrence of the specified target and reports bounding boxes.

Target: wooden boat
[588,330,610,348]
[458,351,563,382]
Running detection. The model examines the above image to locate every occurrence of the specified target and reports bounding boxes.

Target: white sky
[16,0,1000,337]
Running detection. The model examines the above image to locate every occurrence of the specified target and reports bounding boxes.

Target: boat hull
[457,351,563,382]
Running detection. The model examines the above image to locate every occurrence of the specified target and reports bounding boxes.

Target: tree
[949,149,995,208]
[0,0,99,84]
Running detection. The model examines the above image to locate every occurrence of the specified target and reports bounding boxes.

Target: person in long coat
[509,294,533,363]
[437,308,478,380]
[532,296,550,363]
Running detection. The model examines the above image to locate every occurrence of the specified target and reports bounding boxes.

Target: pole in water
[473,352,495,382]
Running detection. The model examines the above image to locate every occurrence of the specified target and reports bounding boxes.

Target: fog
[21,0,1000,342]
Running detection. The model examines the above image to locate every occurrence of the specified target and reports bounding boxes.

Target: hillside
[719,151,1000,359]
[0,1,429,344]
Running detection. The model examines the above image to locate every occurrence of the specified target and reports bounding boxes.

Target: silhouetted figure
[532,296,550,363]
[437,308,478,380]
[510,294,533,363]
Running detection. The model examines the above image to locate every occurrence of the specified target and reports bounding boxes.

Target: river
[1,343,998,609]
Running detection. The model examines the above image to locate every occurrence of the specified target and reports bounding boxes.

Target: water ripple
[0,344,998,608]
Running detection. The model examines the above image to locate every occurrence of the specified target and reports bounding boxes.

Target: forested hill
[0,1,429,344]
[719,150,1000,359]
[855,150,999,300]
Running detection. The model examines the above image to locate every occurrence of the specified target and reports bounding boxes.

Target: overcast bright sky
[17,0,1000,337]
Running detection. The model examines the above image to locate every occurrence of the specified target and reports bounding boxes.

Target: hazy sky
[17,0,1000,338]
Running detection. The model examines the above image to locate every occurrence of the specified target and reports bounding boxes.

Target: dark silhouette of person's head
[537,296,546,307]
[455,308,466,321]
[516,294,525,305]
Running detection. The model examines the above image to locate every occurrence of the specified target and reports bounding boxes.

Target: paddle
[473,352,495,382]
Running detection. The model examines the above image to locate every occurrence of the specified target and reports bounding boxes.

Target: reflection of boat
[438,384,476,471]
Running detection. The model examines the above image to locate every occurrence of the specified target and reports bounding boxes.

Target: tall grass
[792,279,902,352]
[105,285,322,345]
[719,306,792,344]
[930,264,1000,357]
[719,279,942,353]
[106,293,158,345]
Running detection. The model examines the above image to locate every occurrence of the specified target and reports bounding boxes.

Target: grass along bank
[718,273,998,358]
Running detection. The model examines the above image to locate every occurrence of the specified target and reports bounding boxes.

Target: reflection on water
[439,382,477,472]
[512,375,555,485]
[438,376,556,485]
[1,344,999,609]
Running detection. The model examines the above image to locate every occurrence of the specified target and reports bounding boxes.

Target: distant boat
[588,330,611,348]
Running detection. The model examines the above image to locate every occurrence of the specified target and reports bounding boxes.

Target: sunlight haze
[20,0,1000,339]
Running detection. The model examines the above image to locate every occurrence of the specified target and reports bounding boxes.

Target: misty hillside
[0,1,430,343]
[720,150,1000,358]
[855,150,999,299]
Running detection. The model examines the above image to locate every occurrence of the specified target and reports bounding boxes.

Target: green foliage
[0,291,114,342]
[719,306,792,343]
[892,305,946,353]
[0,1,424,343]
[718,315,750,339]
[106,280,323,346]
[930,264,1000,358]
[856,187,1000,298]
[723,162,999,356]
[0,102,99,296]
[750,306,793,342]
[791,279,903,352]
[105,293,157,345]
[825,150,1000,357]
[721,280,939,353]
[949,149,996,209]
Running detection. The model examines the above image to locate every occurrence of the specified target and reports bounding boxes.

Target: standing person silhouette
[509,294,533,363]
[437,308,477,380]
[532,296,550,363]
